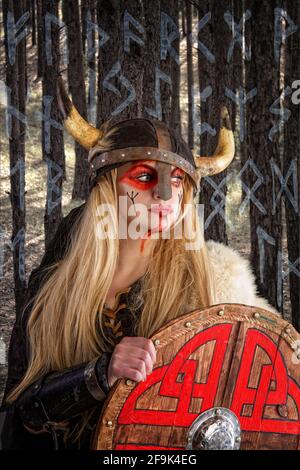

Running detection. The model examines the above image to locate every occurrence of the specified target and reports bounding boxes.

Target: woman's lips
[148,205,173,215]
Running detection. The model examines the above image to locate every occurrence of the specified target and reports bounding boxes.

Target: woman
[0,81,278,450]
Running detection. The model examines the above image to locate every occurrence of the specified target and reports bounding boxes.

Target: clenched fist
[107,336,157,388]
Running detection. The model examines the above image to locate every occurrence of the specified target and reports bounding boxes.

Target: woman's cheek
[173,186,183,205]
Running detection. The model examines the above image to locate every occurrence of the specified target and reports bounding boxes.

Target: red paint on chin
[140,213,164,254]
[140,230,152,254]
[158,211,163,231]
[120,161,182,254]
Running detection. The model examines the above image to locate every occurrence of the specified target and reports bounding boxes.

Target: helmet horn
[193,107,235,176]
[57,76,103,150]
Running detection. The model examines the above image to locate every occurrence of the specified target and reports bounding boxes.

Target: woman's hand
[107,336,157,388]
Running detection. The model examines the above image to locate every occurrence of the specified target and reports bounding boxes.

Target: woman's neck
[118,236,156,272]
[104,237,156,309]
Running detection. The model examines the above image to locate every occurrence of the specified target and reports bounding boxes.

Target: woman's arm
[12,352,112,433]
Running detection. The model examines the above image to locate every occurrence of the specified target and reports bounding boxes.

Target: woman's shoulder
[24,202,87,315]
[61,202,86,232]
[42,202,86,261]
[205,239,249,266]
[205,240,281,315]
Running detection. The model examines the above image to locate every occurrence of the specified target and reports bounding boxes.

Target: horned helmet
[57,77,235,200]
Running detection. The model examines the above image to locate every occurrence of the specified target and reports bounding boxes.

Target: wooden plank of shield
[91,303,300,450]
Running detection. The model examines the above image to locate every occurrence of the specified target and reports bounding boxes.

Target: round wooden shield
[92,303,300,450]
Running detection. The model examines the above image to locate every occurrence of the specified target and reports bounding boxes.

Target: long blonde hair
[6,168,216,443]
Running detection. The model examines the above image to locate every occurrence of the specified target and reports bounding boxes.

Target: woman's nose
[152,183,173,201]
[154,162,173,200]
[152,187,161,200]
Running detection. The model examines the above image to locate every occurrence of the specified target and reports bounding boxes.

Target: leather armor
[1,352,111,449]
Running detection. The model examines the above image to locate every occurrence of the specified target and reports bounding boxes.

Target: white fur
[206,240,281,316]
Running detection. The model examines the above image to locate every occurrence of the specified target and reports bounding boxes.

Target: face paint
[139,212,164,254]
[118,160,186,245]
[127,191,139,214]
[119,160,184,193]
[171,168,184,188]
[140,229,151,254]
[119,163,158,191]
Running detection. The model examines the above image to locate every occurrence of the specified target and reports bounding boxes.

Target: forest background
[0,0,299,403]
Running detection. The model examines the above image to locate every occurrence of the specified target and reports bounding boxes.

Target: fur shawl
[205,240,280,316]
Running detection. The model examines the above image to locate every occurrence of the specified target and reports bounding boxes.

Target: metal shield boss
[92,304,300,450]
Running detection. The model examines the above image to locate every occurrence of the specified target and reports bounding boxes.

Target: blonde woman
[1,87,278,449]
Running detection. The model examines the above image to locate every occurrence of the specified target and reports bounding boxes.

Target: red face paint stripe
[172,168,184,177]
[119,164,158,191]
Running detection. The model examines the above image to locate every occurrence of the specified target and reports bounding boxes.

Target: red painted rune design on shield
[118,324,300,436]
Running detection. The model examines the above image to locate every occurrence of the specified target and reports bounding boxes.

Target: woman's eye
[135,172,183,183]
[172,175,184,183]
[136,173,153,182]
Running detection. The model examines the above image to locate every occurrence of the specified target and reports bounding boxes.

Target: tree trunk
[87,0,97,124]
[142,0,161,118]
[283,0,300,330]
[196,0,212,155]
[186,0,194,148]
[41,0,65,248]
[198,0,233,244]
[118,0,145,120]
[245,0,282,312]
[159,0,179,126]
[81,0,88,55]
[181,0,186,38]
[96,0,122,126]
[3,0,27,317]
[170,0,181,133]
[30,0,36,46]
[233,0,247,167]
[36,0,43,79]
[62,0,89,200]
